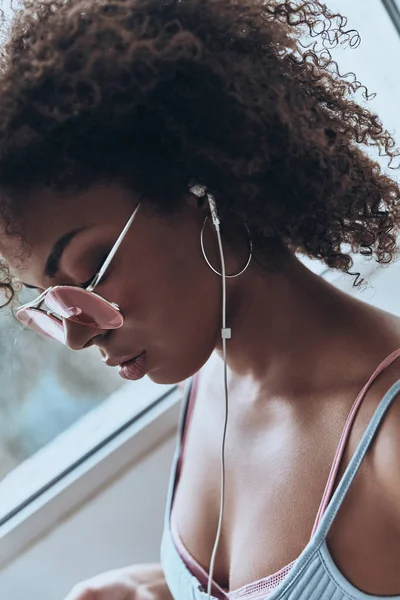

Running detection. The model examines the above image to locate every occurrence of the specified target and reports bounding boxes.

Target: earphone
[205,193,230,600]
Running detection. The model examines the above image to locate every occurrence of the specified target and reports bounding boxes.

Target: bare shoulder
[372,388,400,533]
[361,311,400,528]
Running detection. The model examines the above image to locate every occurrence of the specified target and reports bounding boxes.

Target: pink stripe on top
[170,348,400,600]
[172,510,296,600]
[310,347,400,537]
[171,513,228,600]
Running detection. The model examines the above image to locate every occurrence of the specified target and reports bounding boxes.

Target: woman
[0,0,400,598]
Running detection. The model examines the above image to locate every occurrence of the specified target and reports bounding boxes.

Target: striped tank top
[161,349,400,600]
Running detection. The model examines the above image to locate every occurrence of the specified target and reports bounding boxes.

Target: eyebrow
[22,225,93,289]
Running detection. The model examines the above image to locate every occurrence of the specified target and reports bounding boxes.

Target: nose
[63,318,106,350]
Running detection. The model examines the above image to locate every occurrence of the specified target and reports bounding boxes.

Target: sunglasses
[16,201,141,344]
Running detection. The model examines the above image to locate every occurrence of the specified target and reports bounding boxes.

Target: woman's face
[3,184,224,384]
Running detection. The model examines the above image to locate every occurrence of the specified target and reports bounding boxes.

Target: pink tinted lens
[16,308,65,343]
[45,286,123,329]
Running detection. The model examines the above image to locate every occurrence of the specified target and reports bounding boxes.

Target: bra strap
[176,373,200,479]
[164,374,199,523]
[313,377,400,543]
[311,347,400,538]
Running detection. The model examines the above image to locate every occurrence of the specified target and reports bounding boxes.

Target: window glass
[0,301,123,481]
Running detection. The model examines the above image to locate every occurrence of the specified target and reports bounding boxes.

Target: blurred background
[0,303,123,479]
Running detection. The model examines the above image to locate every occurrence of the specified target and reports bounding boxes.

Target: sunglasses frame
[16,200,142,335]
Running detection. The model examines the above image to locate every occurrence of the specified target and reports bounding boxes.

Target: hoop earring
[200,214,253,278]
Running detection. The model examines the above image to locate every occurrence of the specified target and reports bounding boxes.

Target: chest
[171,383,400,595]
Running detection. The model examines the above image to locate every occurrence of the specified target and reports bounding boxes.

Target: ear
[196,193,208,210]
[187,187,208,211]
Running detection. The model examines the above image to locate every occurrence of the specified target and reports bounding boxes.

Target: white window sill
[0,379,182,569]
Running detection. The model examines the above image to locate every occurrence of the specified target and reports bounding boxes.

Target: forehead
[1,183,137,279]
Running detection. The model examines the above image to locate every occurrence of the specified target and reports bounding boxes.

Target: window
[0,304,121,480]
[0,301,178,527]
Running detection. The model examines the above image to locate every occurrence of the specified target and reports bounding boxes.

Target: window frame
[0,381,182,568]
[381,0,400,36]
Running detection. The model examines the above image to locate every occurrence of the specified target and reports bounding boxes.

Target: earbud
[207,194,221,230]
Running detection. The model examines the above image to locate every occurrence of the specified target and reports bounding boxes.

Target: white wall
[327,0,400,145]
[0,435,176,600]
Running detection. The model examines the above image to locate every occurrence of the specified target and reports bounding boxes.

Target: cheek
[118,239,222,380]
[144,250,221,338]
[147,287,220,383]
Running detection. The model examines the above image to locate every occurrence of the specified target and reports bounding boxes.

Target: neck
[214,252,397,397]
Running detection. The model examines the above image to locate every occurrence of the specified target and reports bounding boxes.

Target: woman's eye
[80,254,110,289]
[80,274,98,289]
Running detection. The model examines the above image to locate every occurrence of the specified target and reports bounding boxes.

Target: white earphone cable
[206,196,231,600]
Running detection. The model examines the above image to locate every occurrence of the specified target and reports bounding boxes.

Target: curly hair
[0,0,399,305]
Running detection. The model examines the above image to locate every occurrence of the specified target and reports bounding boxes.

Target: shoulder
[370,363,400,528]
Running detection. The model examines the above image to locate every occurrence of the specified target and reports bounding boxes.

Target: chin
[147,369,187,385]
[146,346,215,385]
[146,362,200,386]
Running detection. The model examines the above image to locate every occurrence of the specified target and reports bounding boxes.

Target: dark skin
[4,183,400,596]
[8,184,223,383]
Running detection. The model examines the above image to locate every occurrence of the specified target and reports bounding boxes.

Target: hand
[63,563,173,600]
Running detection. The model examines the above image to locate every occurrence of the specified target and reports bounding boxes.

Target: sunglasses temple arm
[86,201,141,293]
[18,288,49,310]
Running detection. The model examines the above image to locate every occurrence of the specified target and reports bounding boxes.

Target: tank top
[161,349,400,600]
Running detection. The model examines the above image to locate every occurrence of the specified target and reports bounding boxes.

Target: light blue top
[161,379,400,600]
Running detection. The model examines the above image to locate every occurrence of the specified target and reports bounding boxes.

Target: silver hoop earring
[200,215,253,278]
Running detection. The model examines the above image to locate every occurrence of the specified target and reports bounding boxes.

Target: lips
[103,352,144,368]
[118,351,147,381]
